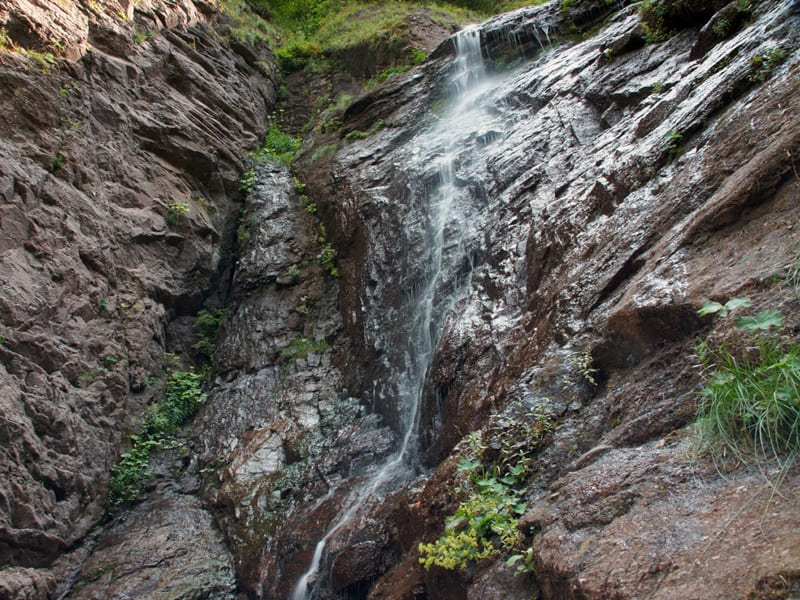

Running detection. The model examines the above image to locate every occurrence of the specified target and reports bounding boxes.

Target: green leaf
[698,297,751,317]
[698,301,724,316]
[724,297,751,312]
[735,309,784,332]
[507,554,523,566]
[457,457,481,472]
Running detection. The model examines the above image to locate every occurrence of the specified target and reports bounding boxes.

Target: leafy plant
[698,297,751,317]
[52,154,65,171]
[107,369,206,508]
[316,222,339,276]
[167,201,189,225]
[193,305,227,364]
[695,298,800,462]
[252,122,301,165]
[240,169,257,193]
[419,405,554,572]
[418,456,527,570]
[748,48,788,83]
[410,47,427,64]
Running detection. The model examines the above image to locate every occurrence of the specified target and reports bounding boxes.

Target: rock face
[196,162,396,597]
[0,0,274,594]
[279,0,800,597]
[2,0,800,598]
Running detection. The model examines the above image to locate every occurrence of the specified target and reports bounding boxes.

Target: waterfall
[292,24,492,599]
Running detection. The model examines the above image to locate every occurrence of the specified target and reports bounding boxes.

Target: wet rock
[291,0,800,598]
[69,482,236,599]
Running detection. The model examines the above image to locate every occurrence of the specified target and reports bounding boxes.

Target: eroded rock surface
[280,0,800,597]
[0,0,274,593]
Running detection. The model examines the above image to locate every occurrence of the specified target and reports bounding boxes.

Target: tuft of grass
[695,298,800,462]
[280,337,329,362]
[217,0,280,45]
[310,143,339,164]
[252,122,301,165]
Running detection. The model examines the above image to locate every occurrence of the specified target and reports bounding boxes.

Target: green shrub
[419,405,554,572]
[240,169,257,193]
[418,456,527,570]
[251,122,301,165]
[193,305,228,364]
[107,370,206,508]
[167,201,189,225]
[748,48,788,84]
[695,298,800,461]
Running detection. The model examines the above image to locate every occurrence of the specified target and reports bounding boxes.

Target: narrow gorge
[1,0,799,599]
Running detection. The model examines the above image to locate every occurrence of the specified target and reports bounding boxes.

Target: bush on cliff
[107,370,206,508]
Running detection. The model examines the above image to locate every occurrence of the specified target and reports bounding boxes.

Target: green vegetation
[665,129,684,160]
[419,405,554,572]
[132,29,158,44]
[107,370,206,508]
[20,48,58,72]
[419,455,527,570]
[240,169,257,193]
[252,122,301,165]
[695,297,800,463]
[310,143,339,164]
[316,223,339,276]
[167,201,189,225]
[79,366,105,384]
[193,305,228,364]
[250,0,539,75]
[52,154,65,171]
[748,48,788,84]
[217,0,280,45]
[280,337,329,362]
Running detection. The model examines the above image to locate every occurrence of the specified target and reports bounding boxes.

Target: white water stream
[292,25,494,599]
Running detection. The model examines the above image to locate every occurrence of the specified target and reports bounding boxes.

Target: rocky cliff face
[282,0,800,598]
[0,0,274,596]
[2,0,800,598]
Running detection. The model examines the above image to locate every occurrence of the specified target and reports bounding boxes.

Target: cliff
[1,0,799,598]
[0,0,274,596]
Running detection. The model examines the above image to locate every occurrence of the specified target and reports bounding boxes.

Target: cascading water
[292,25,494,599]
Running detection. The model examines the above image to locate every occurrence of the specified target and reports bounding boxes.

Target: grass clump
[217,0,280,45]
[280,337,329,362]
[252,122,301,165]
[695,298,800,462]
[107,369,206,508]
